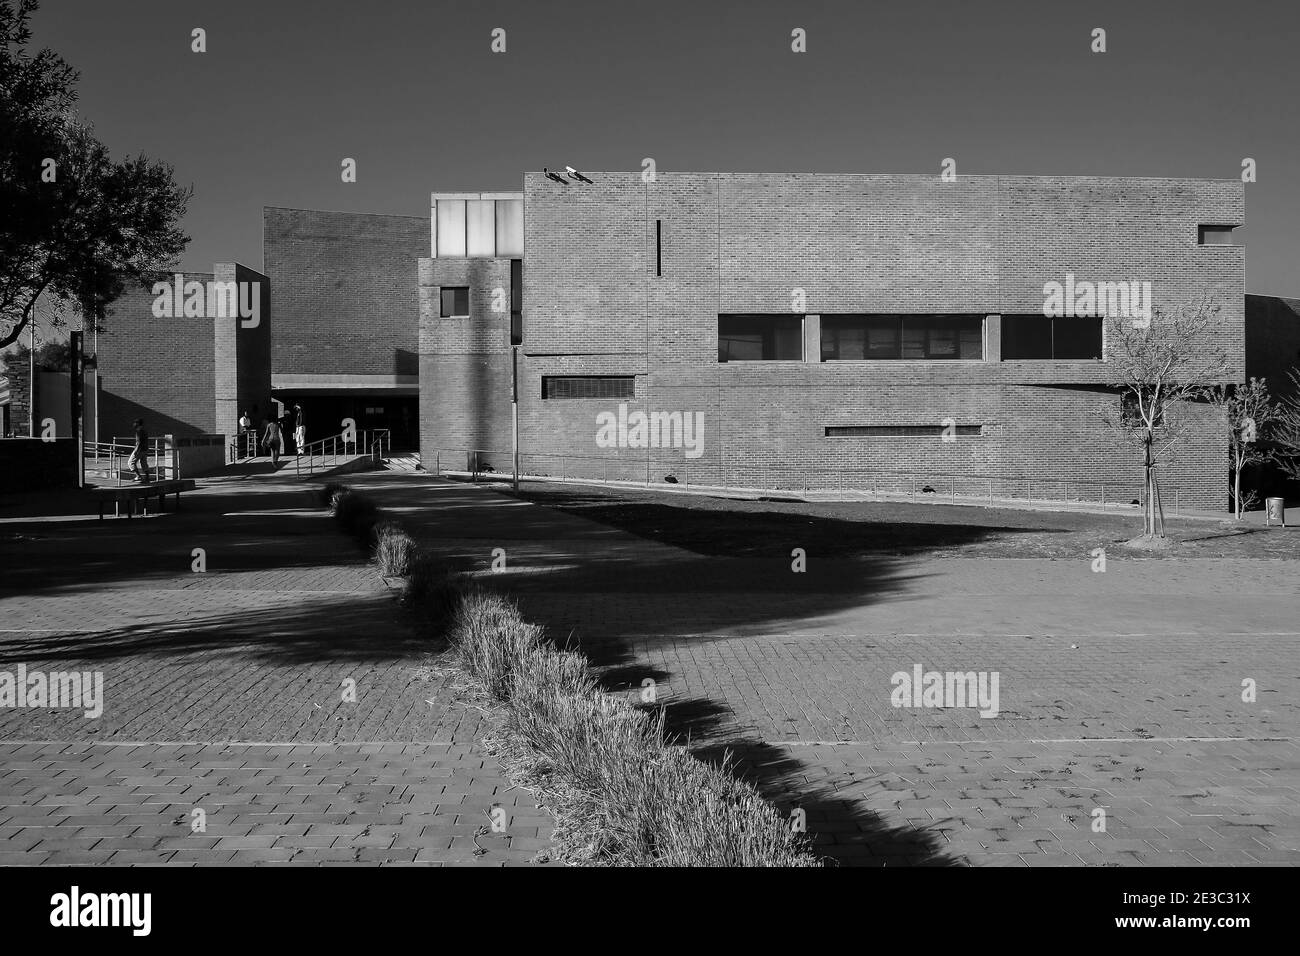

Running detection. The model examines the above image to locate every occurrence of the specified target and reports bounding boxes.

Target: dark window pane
[1001,315,1053,359]
[822,315,981,360]
[958,324,982,359]
[720,331,765,361]
[1052,316,1103,359]
[865,318,900,358]
[718,315,803,361]
[440,287,469,317]
[823,315,896,359]
[901,322,926,359]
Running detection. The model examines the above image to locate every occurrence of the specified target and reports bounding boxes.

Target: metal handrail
[86,437,176,485]
[426,446,1180,514]
[293,428,391,478]
[229,430,260,463]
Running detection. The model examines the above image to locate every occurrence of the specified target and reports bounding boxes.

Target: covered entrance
[271,374,420,454]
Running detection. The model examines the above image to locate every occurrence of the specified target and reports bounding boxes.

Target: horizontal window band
[825,425,984,438]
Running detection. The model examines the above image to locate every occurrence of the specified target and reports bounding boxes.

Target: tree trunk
[1234,460,1242,520]
[1143,438,1155,536]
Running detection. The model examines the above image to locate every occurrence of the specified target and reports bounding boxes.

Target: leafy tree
[1,339,70,371]
[1211,377,1280,519]
[1,0,190,350]
[1102,297,1231,537]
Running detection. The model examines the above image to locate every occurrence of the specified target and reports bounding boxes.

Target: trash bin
[1265,497,1286,527]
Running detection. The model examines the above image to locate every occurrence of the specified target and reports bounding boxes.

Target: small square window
[440,287,469,317]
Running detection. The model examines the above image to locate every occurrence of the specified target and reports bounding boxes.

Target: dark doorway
[274,393,419,452]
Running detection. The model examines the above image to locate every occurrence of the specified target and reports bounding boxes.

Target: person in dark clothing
[128,418,149,481]
[292,404,306,455]
[262,416,283,467]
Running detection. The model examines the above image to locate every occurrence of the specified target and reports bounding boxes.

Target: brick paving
[351,473,1300,867]
[0,472,554,866]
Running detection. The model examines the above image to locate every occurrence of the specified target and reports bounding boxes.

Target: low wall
[173,434,227,478]
[0,438,78,493]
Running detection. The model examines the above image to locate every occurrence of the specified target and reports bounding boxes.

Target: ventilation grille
[541,376,636,400]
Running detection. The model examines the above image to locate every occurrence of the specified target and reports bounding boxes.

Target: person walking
[128,418,149,482]
[293,404,306,456]
[262,415,283,467]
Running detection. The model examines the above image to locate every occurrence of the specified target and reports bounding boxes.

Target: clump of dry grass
[373,520,416,576]
[331,489,379,539]
[319,481,351,508]
[446,587,820,867]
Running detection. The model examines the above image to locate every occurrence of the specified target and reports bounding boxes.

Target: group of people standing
[237,404,305,466]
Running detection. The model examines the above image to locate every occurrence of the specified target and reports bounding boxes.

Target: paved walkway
[350,472,1300,867]
[0,472,553,866]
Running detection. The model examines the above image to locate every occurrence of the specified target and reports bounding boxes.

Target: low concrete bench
[91,479,197,519]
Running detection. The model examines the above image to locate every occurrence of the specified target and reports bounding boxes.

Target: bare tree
[1212,377,1280,519]
[1102,296,1231,538]
[1274,370,1300,485]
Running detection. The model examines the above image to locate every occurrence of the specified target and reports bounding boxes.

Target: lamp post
[511,345,519,492]
[71,329,84,488]
[27,319,35,438]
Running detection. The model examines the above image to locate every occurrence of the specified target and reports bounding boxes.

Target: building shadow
[3,472,1045,866]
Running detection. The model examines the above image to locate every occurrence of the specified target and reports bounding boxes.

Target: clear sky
[30,0,1300,294]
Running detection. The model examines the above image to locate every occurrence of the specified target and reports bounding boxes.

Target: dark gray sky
[34,0,1300,293]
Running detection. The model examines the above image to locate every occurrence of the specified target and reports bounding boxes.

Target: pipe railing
[85,437,177,485]
[426,447,1182,514]
[293,428,390,477]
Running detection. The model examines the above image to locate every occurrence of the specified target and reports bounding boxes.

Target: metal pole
[28,318,35,438]
[512,346,520,492]
[71,330,84,488]
[92,310,99,445]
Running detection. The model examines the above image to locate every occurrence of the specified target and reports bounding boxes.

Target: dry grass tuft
[446,587,820,867]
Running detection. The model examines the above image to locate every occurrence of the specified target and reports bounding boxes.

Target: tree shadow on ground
[508,489,1064,559]
[0,485,379,598]
[589,638,955,867]
[0,587,428,666]
[2,473,1012,866]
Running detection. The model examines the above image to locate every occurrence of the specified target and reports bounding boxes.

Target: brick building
[263,207,427,449]
[94,263,271,444]
[419,172,1246,510]
[40,170,1272,510]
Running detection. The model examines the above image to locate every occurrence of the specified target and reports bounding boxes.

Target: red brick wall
[418,257,514,462]
[424,172,1245,510]
[97,272,218,439]
[264,207,427,378]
